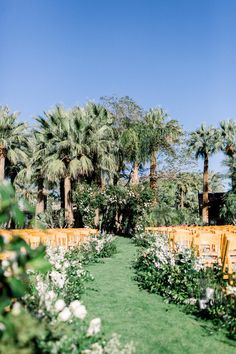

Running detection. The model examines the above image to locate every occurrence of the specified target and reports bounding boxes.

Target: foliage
[220,192,236,225]
[36,205,65,229]
[74,184,98,228]
[79,233,117,264]
[0,106,28,182]
[133,232,236,339]
[0,182,50,353]
[145,204,202,226]
[74,183,153,235]
[98,185,153,235]
[0,183,34,228]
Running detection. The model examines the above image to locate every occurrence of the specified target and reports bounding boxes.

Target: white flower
[58,307,72,322]
[64,261,70,269]
[50,270,65,288]
[0,323,6,331]
[199,299,208,310]
[87,318,101,336]
[2,260,10,269]
[70,300,87,320]
[47,290,56,301]
[83,343,103,354]
[12,302,21,316]
[55,299,66,313]
[205,287,214,300]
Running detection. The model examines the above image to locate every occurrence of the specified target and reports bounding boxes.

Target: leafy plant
[220,192,236,225]
[0,182,50,353]
[133,232,236,339]
[74,183,153,235]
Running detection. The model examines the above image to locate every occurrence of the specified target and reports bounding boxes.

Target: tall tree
[100,95,144,128]
[144,108,182,192]
[0,106,28,182]
[219,120,236,192]
[27,133,49,215]
[188,125,220,224]
[100,95,144,183]
[119,120,146,184]
[83,102,116,188]
[36,106,93,226]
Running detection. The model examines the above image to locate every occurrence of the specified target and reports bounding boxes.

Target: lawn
[82,237,235,354]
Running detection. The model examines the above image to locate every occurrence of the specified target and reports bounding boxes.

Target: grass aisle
[82,237,235,354]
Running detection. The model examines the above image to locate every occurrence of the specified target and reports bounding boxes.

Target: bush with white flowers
[133,232,236,339]
[80,233,117,263]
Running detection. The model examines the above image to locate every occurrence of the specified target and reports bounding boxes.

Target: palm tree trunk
[60,179,65,209]
[64,175,74,227]
[180,189,184,209]
[131,161,139,185]
[202,155,209,224]
[150,151,157,190]
[94,208,100,227]
[0,147,6,182]
[36,179,46,215]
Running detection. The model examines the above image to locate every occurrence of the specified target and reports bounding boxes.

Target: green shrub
[220,192,236,225]
[133,232,236,339]
[74,183,153,235]
[0,182,50,353]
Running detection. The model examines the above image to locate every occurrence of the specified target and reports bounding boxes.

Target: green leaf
[27,257,51,274]
[7,278,26,298]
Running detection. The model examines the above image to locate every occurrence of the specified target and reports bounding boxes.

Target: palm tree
[219,120,236,192]
[37,106,95,227]
[83,102,116,188]
[119,120,146,185]
[144,108,182,191]
[223,155,236,193]
[188,125,220,224]
[0,106,28,182]
[25,133,49,215]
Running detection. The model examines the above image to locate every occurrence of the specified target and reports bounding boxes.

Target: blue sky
[1,0,236,175]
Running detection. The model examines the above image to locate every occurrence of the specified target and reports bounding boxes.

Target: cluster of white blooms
[33,276,88,322]
[1,252,19,277]
[57,299,88,322]
[46,245,88,291]
[140,233,205,272]
[46,246,69,271]
[82,233,116,255]
[150,236,175,269]
[175,244,205,271]
[94,234,114,254]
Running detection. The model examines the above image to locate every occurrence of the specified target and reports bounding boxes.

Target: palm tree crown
[188,124,220,223]
[144,108,182,191]
[0,106,28,182]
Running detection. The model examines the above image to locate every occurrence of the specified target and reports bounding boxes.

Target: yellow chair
[193,233,222,267]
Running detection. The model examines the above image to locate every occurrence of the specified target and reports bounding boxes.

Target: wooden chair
[222,236,236,279]
[55,233,68,249]
[193,233,222,267]
[170,232,194,250]
[29,236,41,249]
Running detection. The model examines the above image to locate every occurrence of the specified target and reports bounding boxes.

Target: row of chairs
[0,228,99,250]
[145,226,236,280]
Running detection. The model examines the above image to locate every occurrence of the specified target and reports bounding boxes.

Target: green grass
[82,237,235,354]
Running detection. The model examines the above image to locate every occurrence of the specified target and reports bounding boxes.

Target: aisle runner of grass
[82,237,235,354]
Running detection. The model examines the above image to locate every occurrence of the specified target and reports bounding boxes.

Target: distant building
[198,193,225,225]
